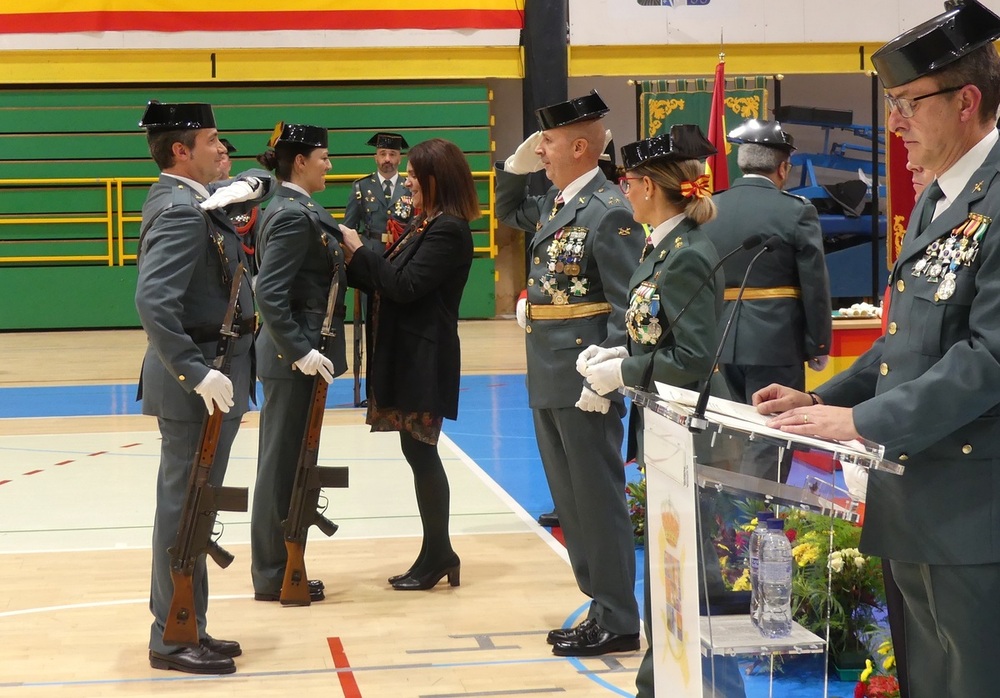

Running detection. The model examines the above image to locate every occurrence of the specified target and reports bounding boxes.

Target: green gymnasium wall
[0,83,496,330]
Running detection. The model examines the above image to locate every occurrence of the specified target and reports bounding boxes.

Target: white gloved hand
[515,296,527,329]
[576,344,629,377]
[841,463,869,502]
[504,131,543,175]
[584,357,625,396]
[575,386,611,414]
[194,369,234,415]
[200,177,262,210]
[293,349,335,383]
[808,355,830,371]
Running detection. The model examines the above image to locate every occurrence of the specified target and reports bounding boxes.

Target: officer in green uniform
[343,132,415,253]
[755,3,1000,696]
[495,91,645,657]
[250,123,348,605]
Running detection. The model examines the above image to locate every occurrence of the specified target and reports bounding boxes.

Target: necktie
[548,194,565,221]
[915,180,944,233]
[640,235,653,262]
[383,179,392,200]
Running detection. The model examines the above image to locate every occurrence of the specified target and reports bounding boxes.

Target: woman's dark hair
[408,138,480,222]
[256,142,318,181]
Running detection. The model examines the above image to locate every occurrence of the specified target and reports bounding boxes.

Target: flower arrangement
[625,468,646,546]
[854,651,900,698]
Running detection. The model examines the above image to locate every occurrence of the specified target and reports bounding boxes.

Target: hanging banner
[639,76,768,178]
[885,128,916,266]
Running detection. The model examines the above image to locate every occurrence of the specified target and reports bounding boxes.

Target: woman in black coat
[340,138,478,590]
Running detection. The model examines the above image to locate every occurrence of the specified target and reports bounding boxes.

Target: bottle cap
[766,518,785,530]
[756,511,774,521]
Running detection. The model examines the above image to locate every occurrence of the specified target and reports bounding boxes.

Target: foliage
[625,469,646,546]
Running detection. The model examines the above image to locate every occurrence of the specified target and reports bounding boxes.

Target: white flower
[854,556,865,569]
[830,557,844,573]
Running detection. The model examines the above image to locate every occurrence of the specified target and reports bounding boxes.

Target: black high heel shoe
[390,557,461,591]
[387,567,415,585]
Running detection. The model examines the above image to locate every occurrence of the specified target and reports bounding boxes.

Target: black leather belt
[185,316,257,344]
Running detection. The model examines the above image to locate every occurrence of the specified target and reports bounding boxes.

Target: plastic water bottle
[748,511,773,628]
[758,518,793,638]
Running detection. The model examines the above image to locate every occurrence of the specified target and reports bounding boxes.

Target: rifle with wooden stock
[163,263,250,647]
[280,272,351,605]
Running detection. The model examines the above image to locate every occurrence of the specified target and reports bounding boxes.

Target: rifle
[163,263,250,647]
[280,273,351,605]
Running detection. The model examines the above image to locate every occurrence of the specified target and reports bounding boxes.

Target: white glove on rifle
[515,296,527,329]
[504,131,543,175]
[841,463,869,502]
[584,357,625,396]
[808,355,830,371]
[200,176,263,210]
[576,344,628,377]
[194,369,234,415]
[293,348,334,384]
[575,386,610,414]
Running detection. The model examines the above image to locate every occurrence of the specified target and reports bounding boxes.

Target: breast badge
[911,212,990,300]
[625,281,662,345]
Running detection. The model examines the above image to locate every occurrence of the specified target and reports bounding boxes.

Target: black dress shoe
[537,511,560,528]
[546,618,595,645]
[254,579,325,603]
[391,556,460,591]
[388,567,415,585]
[551,623,640,657]
[149,646,235,675]
[201,636,242,658]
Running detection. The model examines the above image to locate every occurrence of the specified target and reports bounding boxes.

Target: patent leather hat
[139,101,216,132]
[366,132,408,150]
[268,122,329,149]
[727,119,796,152]
[871,0,1000,88]
[536,90,610,130]
[620,124,716,170]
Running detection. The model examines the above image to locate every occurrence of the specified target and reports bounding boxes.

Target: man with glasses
[753,2,1000,695]
[495,91,645,657]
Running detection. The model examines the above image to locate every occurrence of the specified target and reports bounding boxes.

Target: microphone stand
[688,236,782,433]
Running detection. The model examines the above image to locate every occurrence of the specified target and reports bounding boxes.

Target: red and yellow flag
[705,57,730,193]
[886,129,916,265]
[0,1,523,33]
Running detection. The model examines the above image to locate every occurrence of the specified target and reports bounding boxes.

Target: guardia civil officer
[755,3,1000,695]
[136,101,272,675]
[343,132,415,252]
[495,91,645,657]
[250,123,348,605]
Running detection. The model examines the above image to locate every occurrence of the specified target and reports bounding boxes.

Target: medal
[936,272,957,300]
[554,261,564,273]
[551,289,569,305]
[565,263,580,276]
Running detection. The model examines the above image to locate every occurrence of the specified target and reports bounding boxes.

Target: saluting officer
[755,2,1000,695]
[343,132,415,252]
[495,91,645,657]
[136,101,272,675]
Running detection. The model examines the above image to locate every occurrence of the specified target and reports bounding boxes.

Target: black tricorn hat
[620,124,716,171]
[366,132,408,150]
[871,0,1000,89]
[220,138,237,154]
[139,101,216,131]
[727,119,796,151]
[267,122,328,149]
[536,90,610,130]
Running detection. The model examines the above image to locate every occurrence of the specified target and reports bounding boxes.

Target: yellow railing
[2,172,497,266]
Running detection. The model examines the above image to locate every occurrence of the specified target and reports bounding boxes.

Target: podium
[623,385,904,697]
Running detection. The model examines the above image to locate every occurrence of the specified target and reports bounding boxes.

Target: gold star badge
[618,227,631,236]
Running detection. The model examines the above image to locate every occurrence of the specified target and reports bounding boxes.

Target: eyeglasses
[618,176,642,194]
[884,85,965,118]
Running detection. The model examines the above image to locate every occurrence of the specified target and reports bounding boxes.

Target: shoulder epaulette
[592,185,628,209]
[781,190,811,204]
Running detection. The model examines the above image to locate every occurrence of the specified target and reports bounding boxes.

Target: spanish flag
[705,57,730,193]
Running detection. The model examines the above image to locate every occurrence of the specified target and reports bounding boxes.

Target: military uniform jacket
[346,214,473,420]
[255,184,349,380]
[700,176,831,365]
[343,173,414,254]
[817,137,1000,564]
[619,219,724,390]
[135,171,270,422]
[495,166,646,409]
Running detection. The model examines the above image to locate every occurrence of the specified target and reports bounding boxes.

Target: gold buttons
[277,354,283,359]
[528,278,535,286]
[575,338,582,345]
[178,374,186,381]
[888,322,897,335]
[962,444,973,455]
[525,325,532,334]
[898,454,908,462]
[879,362,889,375]
[896,279,905,292]
[533,256,541,265]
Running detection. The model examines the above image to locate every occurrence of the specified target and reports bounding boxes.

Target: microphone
[688,234,783,432]
[637,233,765,391]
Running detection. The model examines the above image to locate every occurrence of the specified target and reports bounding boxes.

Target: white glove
[808,355,830,371]
[584,357,625,396]
[841,463,869,502]
[575,386,611,414]
[200,177,262,210]
[293,348,334,383]
[576,344,629,377]
[504,131,543,175]
[515,296,527,329]
[193,369,234,415]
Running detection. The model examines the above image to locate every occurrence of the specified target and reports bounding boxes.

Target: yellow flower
[792,542,820,567]
[860,658,874,682]
[732,568,751,592]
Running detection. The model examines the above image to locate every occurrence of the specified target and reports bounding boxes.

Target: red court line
[0,480,10,487]
[54,460,74,466]
[121,443,141,448]
[327,637,362,698]
[87,451,107,457]
[23,469,43,476]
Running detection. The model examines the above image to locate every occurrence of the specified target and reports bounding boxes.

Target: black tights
[399,431,456,574]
